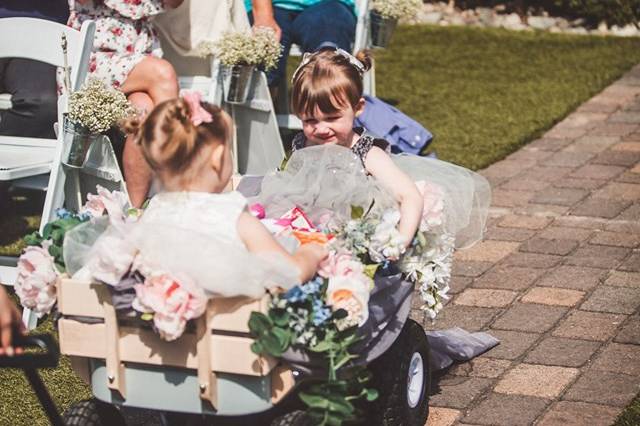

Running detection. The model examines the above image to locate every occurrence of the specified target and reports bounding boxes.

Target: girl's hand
[0,286,25,357]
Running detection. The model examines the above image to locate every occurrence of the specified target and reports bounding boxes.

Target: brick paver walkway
[421,65,640,426]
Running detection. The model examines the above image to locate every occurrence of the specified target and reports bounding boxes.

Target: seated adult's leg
[122,92,154,208]
[292,1,356,53]
[0,58,58,139]
[120,57,179,106]
[120,57,178,207]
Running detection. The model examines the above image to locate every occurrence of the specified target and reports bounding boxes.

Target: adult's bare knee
[150,58,178,94]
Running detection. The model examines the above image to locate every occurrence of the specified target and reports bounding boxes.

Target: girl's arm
[237,211,327,283]
[365,147,423,246]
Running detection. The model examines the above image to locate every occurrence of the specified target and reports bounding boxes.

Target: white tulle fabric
[391,154,491,248]
[64,191,299,298]
[254,145,491,248]
[255,144,398,225]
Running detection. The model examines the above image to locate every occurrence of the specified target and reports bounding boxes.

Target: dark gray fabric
[427,328,500,370]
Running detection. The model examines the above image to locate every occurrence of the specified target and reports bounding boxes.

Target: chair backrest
[36,19,96,228]
[0,17,95,92]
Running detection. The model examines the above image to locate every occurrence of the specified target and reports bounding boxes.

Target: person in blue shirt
[0,0,69,139]
[246,0,356,98]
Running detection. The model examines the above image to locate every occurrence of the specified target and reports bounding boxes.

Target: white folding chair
[0,17,95,328]
[276,0,375,130]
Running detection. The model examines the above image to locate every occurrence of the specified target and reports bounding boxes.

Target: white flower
[68,78,135,133]
[368,214,406,262]
[15,244,59,317]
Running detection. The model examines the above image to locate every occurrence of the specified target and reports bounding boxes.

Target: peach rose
[132,273,207,341]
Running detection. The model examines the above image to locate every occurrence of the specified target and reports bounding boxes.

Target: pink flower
[80,185,129,223]
[415,181,445,231]
[326,275,371,329]
[132,273,207,341]
[318,250,364,279]
[15,244,58,317]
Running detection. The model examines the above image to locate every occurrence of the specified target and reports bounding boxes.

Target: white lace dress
[65,191,299,298]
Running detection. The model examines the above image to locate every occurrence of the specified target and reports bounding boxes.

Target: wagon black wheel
[367,319,431,426]
[62,398,126,426]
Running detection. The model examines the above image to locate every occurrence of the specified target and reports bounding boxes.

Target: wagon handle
[0,334,60,369]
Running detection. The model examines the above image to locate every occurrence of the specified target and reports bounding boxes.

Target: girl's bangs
[293,76,357,117]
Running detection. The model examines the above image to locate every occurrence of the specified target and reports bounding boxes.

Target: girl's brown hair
[123,98,230,177]
[290,49,372,118]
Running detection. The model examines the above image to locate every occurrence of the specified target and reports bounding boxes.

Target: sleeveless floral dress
[62,0,164,90]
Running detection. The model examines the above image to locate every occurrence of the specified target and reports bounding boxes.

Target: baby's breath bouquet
[371,0,422,20]
[64,78,134,167]
[198,27,282,71]
[67,78,135,134]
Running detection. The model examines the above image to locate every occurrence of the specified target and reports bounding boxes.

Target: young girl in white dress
[121,93,328,294]
[279,47,491,249]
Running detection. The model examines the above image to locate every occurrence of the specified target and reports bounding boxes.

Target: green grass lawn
[2,25,640,425]
[375,25,640,170]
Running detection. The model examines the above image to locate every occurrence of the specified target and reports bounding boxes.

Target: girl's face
[300,98,364,147]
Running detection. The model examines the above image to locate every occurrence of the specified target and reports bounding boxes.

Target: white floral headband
[291,47,366,83]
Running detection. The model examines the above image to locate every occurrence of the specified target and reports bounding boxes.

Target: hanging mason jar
[369,10,398,49]
[221,64,255,104]
[62,117,101,168]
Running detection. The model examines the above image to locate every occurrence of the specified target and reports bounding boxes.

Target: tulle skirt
[254,145,491,249]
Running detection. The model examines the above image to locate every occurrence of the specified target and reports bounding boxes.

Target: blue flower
[301,277,323,296]
[284,286,306,303]
[55,208,73,219]
[312,299,332,326]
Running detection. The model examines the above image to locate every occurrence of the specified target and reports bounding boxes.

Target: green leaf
[42,223,53,240]
[271,327,292,349]
[269,308,290,327]
[350,205,364,219]
[299,392,330,409]
[365,388,379,401]
[310,339,335,353]
[248,311,272,335]
[48,244,62,259]
[140,313,153,321]
[363,263,379,279]
[261,332,287,357]
[325,394,354,416]
[250,341,264,355]
[50,229,64,243]
[24,232,43,246]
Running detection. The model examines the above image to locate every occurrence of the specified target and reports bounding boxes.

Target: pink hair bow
[182,91,213,126]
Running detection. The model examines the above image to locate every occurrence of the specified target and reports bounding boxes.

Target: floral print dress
[64,0,164,90]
